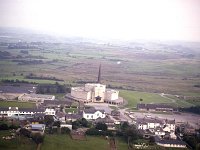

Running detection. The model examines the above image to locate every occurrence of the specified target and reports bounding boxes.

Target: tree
[31,133,45,150]
[72,120,80,130]
[95,122,107,131]
[120,124,141,144]
[53,121,61,128]
[149,136,155,145]
[121,122,129,131]
[20,128,31,138]
[44,115,54,126]
[61,127,70,134]
[0,123,9,130]
[80,118,89,127]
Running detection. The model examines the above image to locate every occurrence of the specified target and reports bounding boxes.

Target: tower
[97,64,101,83]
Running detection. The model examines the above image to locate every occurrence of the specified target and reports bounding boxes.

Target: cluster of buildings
[136,117,187,148]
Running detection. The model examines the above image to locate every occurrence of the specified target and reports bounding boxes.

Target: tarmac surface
[85,102,200,128]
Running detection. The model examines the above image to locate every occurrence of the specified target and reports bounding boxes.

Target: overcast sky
[0,0,200,42]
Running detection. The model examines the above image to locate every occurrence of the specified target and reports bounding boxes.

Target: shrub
[0,123,9,130]
[61,127,70,134]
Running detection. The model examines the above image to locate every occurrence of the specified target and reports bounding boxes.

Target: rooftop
[137,117,164,124]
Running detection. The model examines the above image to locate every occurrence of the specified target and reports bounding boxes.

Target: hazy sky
[0,0,200,41]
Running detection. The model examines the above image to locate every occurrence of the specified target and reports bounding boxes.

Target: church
[69,64,124,105]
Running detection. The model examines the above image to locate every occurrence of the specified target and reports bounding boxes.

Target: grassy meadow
[0,130,127,150]
[119,90,197,108]
[0,101,35,108]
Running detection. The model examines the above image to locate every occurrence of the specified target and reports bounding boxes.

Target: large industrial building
[68,65,123,105]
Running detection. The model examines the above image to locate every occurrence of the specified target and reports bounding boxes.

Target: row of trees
[72,118,91,129]
[183,133,200,149]
[180,106,200,115]
[26,73,63,81]
[1,79,36,84]
[86,122,113,136]
[36,82,71,94]
[0,123,19,130]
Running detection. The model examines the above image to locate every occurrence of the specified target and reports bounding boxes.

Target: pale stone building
[70,83,123,104]
[69,65,123,105]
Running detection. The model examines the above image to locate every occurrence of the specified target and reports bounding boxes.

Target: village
[0,66,199,150]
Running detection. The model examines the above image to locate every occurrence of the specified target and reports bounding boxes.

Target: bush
[20,128,31,138]
[86,128,113,136]
[95,122,107,131]
[31,133,45,145]
[61,127,70,134]
[0,123,9,130]
[9,124,19,129]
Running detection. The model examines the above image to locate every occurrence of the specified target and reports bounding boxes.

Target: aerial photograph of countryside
[0,0,199,150]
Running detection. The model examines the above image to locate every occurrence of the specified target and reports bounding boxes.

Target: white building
[70,83,123,105]
[0,107,55,117]
[18,93,55,103]
[83,108,106,120]
[136,117,176,138]
[137,118,163,131]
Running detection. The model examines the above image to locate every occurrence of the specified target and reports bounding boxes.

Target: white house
[137,118,163,131]
[83,108,106,120]
[45,108,56,115]
[136,117,176,138]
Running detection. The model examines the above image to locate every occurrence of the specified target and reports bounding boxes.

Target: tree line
[36,82,71,94]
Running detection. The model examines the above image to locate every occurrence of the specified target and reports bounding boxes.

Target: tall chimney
[97,64,101,83]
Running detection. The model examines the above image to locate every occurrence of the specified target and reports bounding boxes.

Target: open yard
[0,101,35,108]
[65,108,78,114]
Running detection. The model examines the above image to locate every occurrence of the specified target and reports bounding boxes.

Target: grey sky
[0,0,200,42]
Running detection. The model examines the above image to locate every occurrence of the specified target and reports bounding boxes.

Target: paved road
[131,111,200,128]
[85,102,200,128]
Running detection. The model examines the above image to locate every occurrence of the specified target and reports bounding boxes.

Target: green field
[0,101,35,108]
[65,108,78,113]
[0,130,37,150]
[119,90,197,108]
[0,130,127,150]
[119,90,174,108]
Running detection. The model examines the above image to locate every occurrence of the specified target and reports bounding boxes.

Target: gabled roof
[95,116,114,124]
[20,108,44,112]
[65,113,82,120]
[158,139,186,145]
[0,107,8,111]
[165,119,175,124]
[84,108,105,114]
[137,117,163,124]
